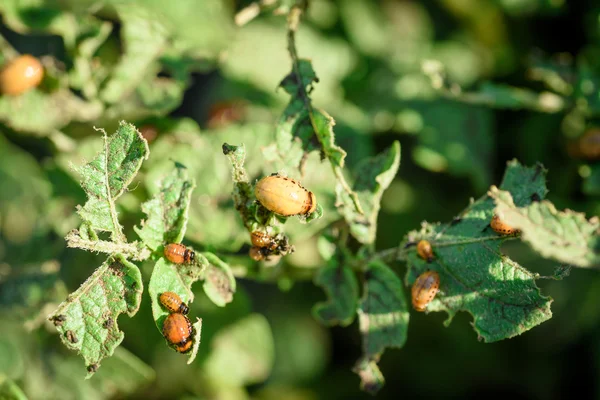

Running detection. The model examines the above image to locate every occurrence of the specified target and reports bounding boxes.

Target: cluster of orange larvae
[411,214,518,312]
[160,244,197,353]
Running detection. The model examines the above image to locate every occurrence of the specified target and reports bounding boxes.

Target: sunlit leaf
[337,141,400,244]
[490,187,600,268]
[204,314,274,386]
[74,122,149,242]
[48,255,143,377]
[135,165,195,251]
[404,160,552,342]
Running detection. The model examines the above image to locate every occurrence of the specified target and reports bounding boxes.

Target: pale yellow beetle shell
[255,175,316,216]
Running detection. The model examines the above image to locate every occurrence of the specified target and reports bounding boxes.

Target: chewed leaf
[135,165,195,251]
[352,357,385,395]
[148,257,205,363]
[490,187,600,267]
[202,252,236,307]
[75,122,149,241]
[358,260,409,359]
[48,255,143,377]
[337,141,400,244]
[276,55,361,213]
[404,161,553,342]
[313,262,359,327]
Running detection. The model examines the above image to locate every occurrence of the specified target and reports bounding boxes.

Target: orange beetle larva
[254,175,317,216]
[250,231,277,250]
[411,271,440,312]
[417,240,434,262]
[162,313,193,354]
[159,292,189,315]
[249,246,265,261]
[490,215,517,235]
[164,243,195,264]
[0,54,44,95]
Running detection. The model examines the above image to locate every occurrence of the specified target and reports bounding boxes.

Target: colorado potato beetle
[164,243,195,264]
[0,54,44,95]
[411,271,440,312]
[249,246,265,261]
[162,313,193,353]
[250,231,277,250]
[159,292,189,315]
[490,215,517,235]
[255,175,316,216]
[417,240,434,262]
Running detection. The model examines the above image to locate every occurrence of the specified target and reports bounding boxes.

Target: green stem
[66,230,150,261]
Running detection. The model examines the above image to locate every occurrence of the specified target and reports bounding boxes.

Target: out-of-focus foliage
[1,0,599,399]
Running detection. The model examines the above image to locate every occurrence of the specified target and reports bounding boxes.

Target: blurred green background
[1,0,599,399]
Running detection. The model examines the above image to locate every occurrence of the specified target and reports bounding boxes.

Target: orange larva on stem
[164,243,195,264]
[0,55,44,95]
[417,240,434,262]
[162,313,193,353]
[490,215,517,235]
[255,175,317,216]
[159,292,189,315]
[411,271,440,312]
[251,231,277,250]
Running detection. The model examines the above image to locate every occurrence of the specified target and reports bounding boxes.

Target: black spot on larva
[51,314,67,326]
[87,363,99,373]
[65,330,78,343]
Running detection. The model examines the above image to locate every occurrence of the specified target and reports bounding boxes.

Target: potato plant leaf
[48,254,143,377]
[358,260,409,359]
[404,160,552,343]
[278,16,362,213]
[337,141,400,244]
[135,165,195,251]
[204,314,275,386]
[313,261,359,327]
[202,252,237,307]
[148,257,205,364]
[100,5,168,104]
[490,187,600,268]
[352,357,385,395]
[74,122,149,242]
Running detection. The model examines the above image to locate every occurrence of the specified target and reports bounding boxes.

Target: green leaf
[411,100,493,191]
[135,165,195,251]
[75,122,149,241]
[490,187,600,268]
[0,376,28,400]
[583,164,600,196]
[276,53,362,213]
[404,160,553,342]
[337,141,400,244]
[358,260,409,359]
[100,6,168,104]
[202,252,236,307]
[0,90,103,136]
[313,261,359,327]
[148,257,205,364]
[48,254,143,377]
[204,314,275,387]
[352,357,385,395]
